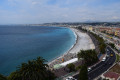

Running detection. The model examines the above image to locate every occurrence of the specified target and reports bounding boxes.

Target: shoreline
[48,27,95,68]
[48,27,78,65]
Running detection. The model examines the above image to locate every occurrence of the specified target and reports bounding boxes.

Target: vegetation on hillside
[0,57,56,80]
[0,74,7,80]
[8,57,56,80]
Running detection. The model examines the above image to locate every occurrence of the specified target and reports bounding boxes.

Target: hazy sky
[0,0,120,24]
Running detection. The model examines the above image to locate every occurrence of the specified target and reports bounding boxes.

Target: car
[110,53,113,57]
[72,78,77,80]
[66,76,77,80]
[66,76,73,80]
[88,67,92,72]
[102,57,106,61]
[106,54,109,57]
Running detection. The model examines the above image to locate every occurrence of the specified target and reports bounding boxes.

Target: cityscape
[43,22,120,80]
[0,22,120,80]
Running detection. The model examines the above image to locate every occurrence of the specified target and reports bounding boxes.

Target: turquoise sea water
[0,26,76,76]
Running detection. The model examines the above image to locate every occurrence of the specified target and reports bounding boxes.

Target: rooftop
[103,72,120,80]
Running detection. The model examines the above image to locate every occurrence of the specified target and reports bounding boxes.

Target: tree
[77,50,98,66]
[99,43,106,54]
[78,65,88,80]
[103,79,109,80]
[0,74,7,80]
[7,72,21,80]
[66,63,75,72]
[8,57,56,80]
[109,43,115,48]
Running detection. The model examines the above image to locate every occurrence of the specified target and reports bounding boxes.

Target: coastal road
[73,46,116,80]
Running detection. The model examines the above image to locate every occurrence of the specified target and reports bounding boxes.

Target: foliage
[90,32,106,54]
[66,63,75,72]
[8,57,56,80]
[0,74,7,80]
[99,43,106,54]
[77,49,98,66]
[76,65,82,70]
[116,54,120,62]
[7,72,21,80]
[108,43,120,52]
[78,64,88,80]
[109,43,115,49]
[77,27,87,32]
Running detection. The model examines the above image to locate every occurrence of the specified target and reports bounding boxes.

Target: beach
[48,27,95,69]
[69,28,95,54]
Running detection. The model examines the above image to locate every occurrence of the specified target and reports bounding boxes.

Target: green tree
[78,65,88,80]
[0,74,7,80]
[66,63,75,72]
[99,43,106,54]
[7,72,21,80]
[77,50,98,66]
[109,43,115,48]
[8,57,56,80]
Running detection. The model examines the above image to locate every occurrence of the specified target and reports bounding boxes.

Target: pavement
[73,46,116,80]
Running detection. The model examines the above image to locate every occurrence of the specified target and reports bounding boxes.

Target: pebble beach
[48,27,95,69]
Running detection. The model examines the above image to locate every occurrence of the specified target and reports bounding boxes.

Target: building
[101,72,120,80]
[115,28,120,38]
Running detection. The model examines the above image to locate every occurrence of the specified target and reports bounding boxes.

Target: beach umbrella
[62,58,64,62]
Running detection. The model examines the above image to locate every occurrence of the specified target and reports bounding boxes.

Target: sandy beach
[48,27,95,69]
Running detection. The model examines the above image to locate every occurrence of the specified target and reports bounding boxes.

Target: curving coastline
[69,28,95,53]
[48,27,95,68]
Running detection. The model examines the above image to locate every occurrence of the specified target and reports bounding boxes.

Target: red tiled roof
[103,72,120,80]
[99,27,111,30]
[116,28,120,30]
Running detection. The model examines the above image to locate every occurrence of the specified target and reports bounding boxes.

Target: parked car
[106,54,109,57]
[110,53,113,57]
[102,57,106,61]
[66,76,77,80]
[88,67,92,72]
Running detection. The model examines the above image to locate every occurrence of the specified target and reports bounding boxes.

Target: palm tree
[8,57,56,80]
[0,74,7,80]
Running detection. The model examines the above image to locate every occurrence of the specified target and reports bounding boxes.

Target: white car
[102,57,106,61]
[66,76,77,80]
[88,67,92,72]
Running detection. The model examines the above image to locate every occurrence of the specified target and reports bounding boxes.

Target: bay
[0,25,76,75]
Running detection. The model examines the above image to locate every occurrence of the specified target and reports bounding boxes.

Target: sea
[0,25,76,76]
